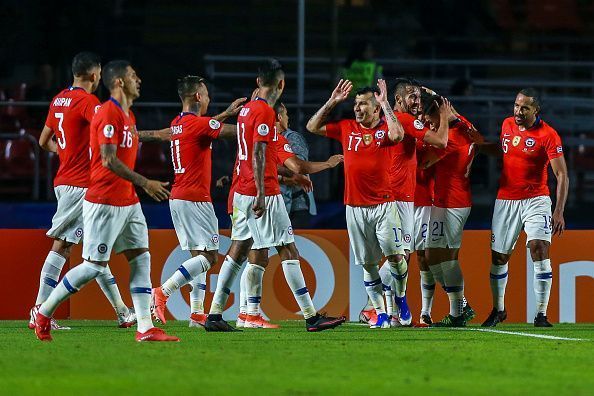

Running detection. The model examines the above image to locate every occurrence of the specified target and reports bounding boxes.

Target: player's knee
[52,239,73,258]
[123,248,149,262]
[387,254,403,263]
[528,240,549,261]
[278,243,299,261]
[491,251,509,266]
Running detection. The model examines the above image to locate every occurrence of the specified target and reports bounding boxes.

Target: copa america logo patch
[403,234,411,243]
[288,226,294,235]
[94,105,101,114]
[98,243,108,254]
[103,124,114,138]
[284,143,293,153]
[525,137,536,147]
[75,228,83,238]
[212,234,219,244]
[375,130,385,140]
[209,119,221,130]
[257,123,269,136]
[413,119,425,130]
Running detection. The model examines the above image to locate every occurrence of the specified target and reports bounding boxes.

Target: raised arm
[218,123,238,139]
[213,97,247,122]
[375,79,404,143]
[138,128,171,142]
[306,79,352,135]
[550,155,569,236]
[422,98,451,149]
[100,143,170,202]
[252,141,267,218]
[39,125,57,153]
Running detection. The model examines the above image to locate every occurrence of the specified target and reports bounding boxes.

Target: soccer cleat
[306,313,346,332]
[370,313,391,329]
[117,307,137,328]
[419,313,433,326]
[534,313,553,327]
[28,305,39,329]
[390,315,402,327]
[359,308,377,324]
[151,287,168,324]
[463,304,476,323]
[204,318,241,332]
[243,314,280,329]
[189,313,207,328]
[394,296,412,326]
[481,308,507,327]
[35,312,52,342]
[135,327,179,342]
[431,314,466,327]
[236,312,247,328]
[50,318,71,330]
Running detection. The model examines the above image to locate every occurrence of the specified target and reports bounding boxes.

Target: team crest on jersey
[363,134,373,145]
[284,143,293,153]
[103,124,114,138]
[209,119,221,130]
[375,130,385,140]
[512,136,521,147]
[413,119,425,130]
[257,124,269,136]
[98,243,108,254]
[525,137,536,147]
[75,228,83,238]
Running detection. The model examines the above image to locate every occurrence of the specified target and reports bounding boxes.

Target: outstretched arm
[375,79,404,143]
[213,97,247,122]
[138,128,171,142]
[284,154,343,175]
[306,79,352,135]
[550,156,569,236]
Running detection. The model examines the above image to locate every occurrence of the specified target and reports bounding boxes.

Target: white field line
[461,327,587,341]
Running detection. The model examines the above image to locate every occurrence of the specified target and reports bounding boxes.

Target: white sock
[162,254,211,297]
[533,259,552,315]
[379,262,394,315]
[96,265,129,316]
[35,251,67,305]
[239,265,249,315]
[389,257,408,298]
[490,263,508,311]
[363,264,386,314]
[429,262,445,286]
[441,260,465,317]
[129,252,154,333]
[282,259,317,320]
[210,255,242,315]
[39,260,105,317]
[420,270,436,315]
[189,272,206,314]
[245,263,264,316]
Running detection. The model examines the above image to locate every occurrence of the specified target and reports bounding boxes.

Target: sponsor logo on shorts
[375,130,385,140]
[98,243,108,254]
[525,138,536,147]
[209,119,221,130]
[413,119,425,130]
[257,124,269,136]
[403,234,411,243]
[288,226,294,235]
[103,124,114,138]
[212,234,219,244]
[284,143,293,153]
[75,228,83,238]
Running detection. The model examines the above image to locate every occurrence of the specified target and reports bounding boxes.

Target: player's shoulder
[538,119,560,137]
[93,99,121,122]
[502,116,515,127]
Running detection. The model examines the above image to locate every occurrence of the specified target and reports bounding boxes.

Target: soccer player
[34,60,178,342]
[149,75,246,326]
[420,94,479,327]
[482,88,568,328]
[226,59,345,332]
[32,52,135,330]
[307,78,406,329]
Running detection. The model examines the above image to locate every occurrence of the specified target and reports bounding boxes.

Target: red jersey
[326,119,395,206]
[227,133,295,214]
[235,99,279,196]
[44,87,100,188]
[86,98,139,206]
[169,113,223,202]
[390,112,430,201]
[497,117,563,200]
[431,116,476,208]
[414,141,435,207]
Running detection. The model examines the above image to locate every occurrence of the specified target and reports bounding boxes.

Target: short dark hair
[354,86,379,98]
[177,75,206,99]
[71,52,101,77]
[393,77,420,98]
[273,101,285,115]
[258,58,284,87]
[102,60,131,90]
[518,87,540,108]
[422,92,443,116]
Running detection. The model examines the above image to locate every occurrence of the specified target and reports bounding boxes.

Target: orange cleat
[243,314,280,329]
[151,288,168,324]
[189,313,207,328]
[35,312,52,342]
[359,308,378,325]
[135,327,179,342]
[236,312,247,328]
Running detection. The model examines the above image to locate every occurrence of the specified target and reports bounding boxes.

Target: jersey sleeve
[96,109,121,146]
[44,107,54,130]
[276,135,296,164]
[325,121,344,141]
[252,106,276,143]
[398,113,429,139]
[545,129,564,160]
[82,95,101,123]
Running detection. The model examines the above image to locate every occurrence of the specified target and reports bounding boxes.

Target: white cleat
[29,304,70,330]
[118,307,137,328]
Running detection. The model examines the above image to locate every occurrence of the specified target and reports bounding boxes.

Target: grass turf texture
[1,321,593,395]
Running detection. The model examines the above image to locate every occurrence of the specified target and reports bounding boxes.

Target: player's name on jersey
[172,125,183,135]
[52,97,73,107]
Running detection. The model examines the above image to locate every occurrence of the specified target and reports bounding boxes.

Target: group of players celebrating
[29,51,568,342]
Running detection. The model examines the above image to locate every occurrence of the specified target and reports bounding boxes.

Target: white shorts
[82,201,149,262]
[413,205,432,251]
[491,196,553,254]
[395,201,414,252]
[425,206,471,249]
[46,185,86,244]
[231,193,294,250]
[169,199,219,251]
[346,202,406,266]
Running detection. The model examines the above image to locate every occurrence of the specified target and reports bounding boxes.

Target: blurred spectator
[27,63,58,101]
[341,40,383,95]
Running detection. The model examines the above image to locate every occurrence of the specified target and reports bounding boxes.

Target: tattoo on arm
[307,101,336,134]
[100,144,147,187]
[218,124,237,140]
[138,128,171,142]
[253,141,267,195]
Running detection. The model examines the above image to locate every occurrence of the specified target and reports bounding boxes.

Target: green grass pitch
[2,321,594,395]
